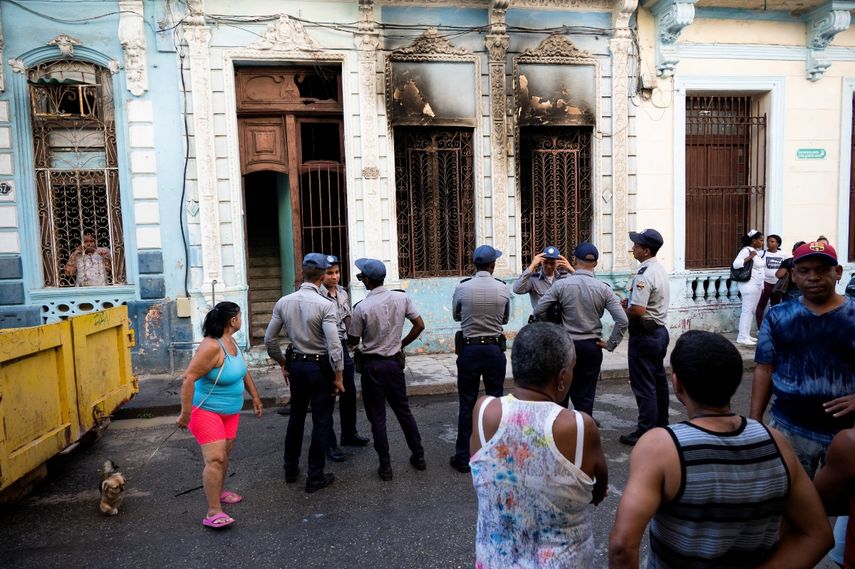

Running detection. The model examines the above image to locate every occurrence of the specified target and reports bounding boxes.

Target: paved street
[0,374,838,569]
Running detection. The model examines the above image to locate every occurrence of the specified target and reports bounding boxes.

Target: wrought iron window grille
[28,60,125,288]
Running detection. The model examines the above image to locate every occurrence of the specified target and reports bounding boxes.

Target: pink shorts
[188,408,240,445]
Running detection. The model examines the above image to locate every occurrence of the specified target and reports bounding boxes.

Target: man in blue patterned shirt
[750,240,855,477]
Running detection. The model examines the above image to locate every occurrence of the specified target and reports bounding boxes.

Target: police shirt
[534,269,628,350]
[512,268,569,309]
[453,271,510,337]
[264,283,344,371]
[628,257,670,326]
[350,286,419,357]
[320,283,351,341]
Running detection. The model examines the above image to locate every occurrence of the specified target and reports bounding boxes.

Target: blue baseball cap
[326,254,342,265]
[355,258,386,281]
[629,228,664,250]
[542,245,561,259]
[473,244,502,264]
[303,252,332,270]
[574,243,599,261]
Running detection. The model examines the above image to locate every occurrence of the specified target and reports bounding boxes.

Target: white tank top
[470,395,595,568]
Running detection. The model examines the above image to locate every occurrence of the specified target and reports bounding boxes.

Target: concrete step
[250,277,281,289]
[249,265,282,278]
[249,256,279,268]
[251,289,282,302]
[251,300,276,314]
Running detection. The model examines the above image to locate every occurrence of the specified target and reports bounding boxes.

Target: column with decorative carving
[118,0,148,96]
[609,0,638,272]
[353,0,385,271]
[183,3,223,292]
[486,0,511,274]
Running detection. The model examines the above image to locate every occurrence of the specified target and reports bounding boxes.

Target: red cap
[793,241,838,265]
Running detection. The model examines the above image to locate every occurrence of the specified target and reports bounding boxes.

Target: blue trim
[695,7,804,22]
[8,44,139,300]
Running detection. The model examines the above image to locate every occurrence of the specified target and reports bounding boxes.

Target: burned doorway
[519,127,593,263]
[236,66,349,344]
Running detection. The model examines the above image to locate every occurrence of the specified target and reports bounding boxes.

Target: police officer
[513,245,574,317]
[450,244,511,473]
[265,253,344,493]
[320,256,370,463]
[534,243,628,416]
[348,258,426,482]
[620,229,671,446]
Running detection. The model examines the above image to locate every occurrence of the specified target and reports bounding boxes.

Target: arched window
[28,60,125,287]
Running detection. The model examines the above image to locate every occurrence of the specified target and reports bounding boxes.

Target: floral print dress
[470,395,595,568]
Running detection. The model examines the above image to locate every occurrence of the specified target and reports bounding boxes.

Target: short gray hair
[511,322,575,388]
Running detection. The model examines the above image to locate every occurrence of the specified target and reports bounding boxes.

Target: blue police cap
[629,228,664,250]
[542,245,561,259]
[355,258,386,281]
[574,243,599,261]
[473,244,502,264]
[303,252,332,270]
[326,254,342,265]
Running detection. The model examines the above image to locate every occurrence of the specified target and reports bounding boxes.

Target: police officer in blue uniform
[450,245,511,473]
[620,229,671,446]
[265,253,344,493]
[348,258,426,481]
[320,256,370,463]
[512,245,573,316]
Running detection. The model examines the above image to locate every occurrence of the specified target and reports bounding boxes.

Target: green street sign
[796,148,826,159]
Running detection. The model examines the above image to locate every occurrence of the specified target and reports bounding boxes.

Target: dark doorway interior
[244,170,291,345]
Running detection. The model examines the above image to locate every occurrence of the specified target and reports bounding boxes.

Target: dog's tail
[101,460,119,478]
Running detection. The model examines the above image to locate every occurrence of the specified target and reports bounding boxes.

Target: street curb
[113,356,756,420]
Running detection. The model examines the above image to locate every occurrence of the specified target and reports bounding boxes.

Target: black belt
[463,336,501,346]
[361,352,400,361]
[292,352,327,362]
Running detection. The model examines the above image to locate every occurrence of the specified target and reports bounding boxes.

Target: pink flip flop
[219,491,242,505]
[202,512,235,529]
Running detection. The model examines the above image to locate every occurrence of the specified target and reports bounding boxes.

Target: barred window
[685,95,766,269]
[394,127,475,278]
[29,60,125,287]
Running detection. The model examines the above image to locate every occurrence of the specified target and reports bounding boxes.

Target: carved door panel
[238,117,287,175]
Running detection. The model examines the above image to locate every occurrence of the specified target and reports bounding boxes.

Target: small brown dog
[99,460,126,516]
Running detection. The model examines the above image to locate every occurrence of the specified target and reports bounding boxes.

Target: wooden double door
[236,66,350,290]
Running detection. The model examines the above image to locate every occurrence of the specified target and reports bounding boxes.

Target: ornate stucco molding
[646,0,697,77]
[118,0,148,96]
[610,0,638,271]
[182,11,223,290]
[48,34,82,58]
[486,0,511,274]
[250,14,322,51]
[517,32,594,64]
[8,58,25,75]
[377,0,611,7]
[805,1,855,81]
[392,27,472,60]
[0,7,5,91]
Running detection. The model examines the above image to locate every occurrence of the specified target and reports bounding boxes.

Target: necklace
[690,411,737,420]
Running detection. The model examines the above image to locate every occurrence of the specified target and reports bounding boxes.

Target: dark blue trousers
[328,341,358,446]
[562,338,604,415]
[455,344,506,462]
[360,358,423,468]
[283,361,335,481]
[628,325,670,433]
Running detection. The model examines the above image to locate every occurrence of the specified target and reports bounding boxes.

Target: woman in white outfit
[732,229,766,346]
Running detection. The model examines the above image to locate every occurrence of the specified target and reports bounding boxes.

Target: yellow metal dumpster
[0,306,137,492]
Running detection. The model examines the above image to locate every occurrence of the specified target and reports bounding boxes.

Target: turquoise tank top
[193,338,247,415]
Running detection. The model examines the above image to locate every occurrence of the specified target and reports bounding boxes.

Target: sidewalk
[114,332,757,420]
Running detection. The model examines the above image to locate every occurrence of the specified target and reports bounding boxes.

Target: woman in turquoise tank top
[176,302,263,529]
